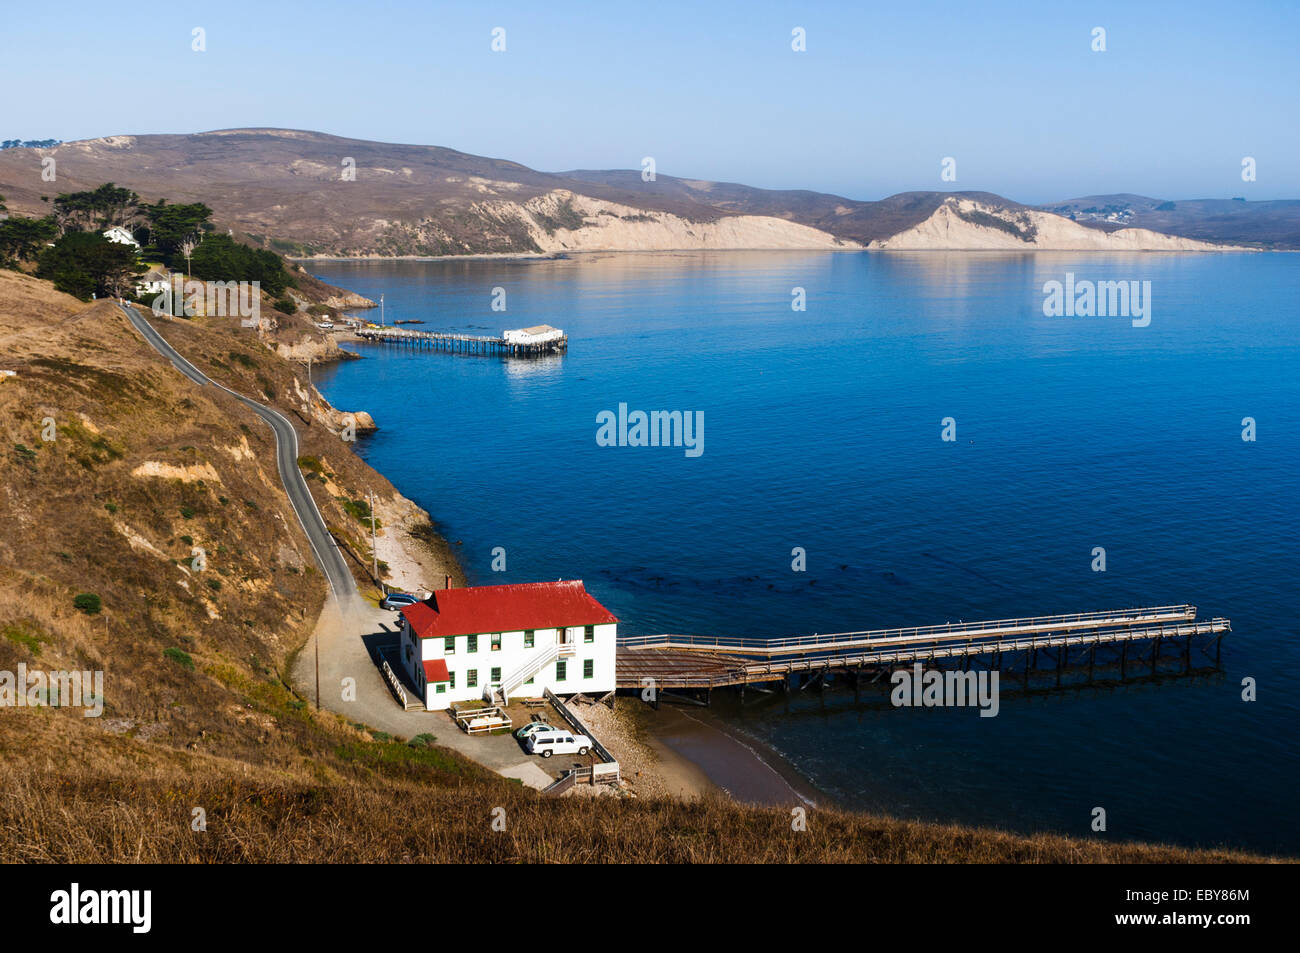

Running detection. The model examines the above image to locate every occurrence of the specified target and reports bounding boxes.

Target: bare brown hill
[2,129,1276,256]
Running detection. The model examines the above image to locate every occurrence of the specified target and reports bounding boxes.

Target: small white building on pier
[399,580,617,711]
[502,324,564,346]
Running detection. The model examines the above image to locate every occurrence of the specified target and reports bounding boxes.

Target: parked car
[525,729,591,758]
[316,322,335,330]
[514,721,553,740]
[379,592,420,610]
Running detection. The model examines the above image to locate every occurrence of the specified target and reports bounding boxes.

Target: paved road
[119,304,553,786]
[117,302,356,601]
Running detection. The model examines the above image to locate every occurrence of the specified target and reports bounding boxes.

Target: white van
[525,728,591,758]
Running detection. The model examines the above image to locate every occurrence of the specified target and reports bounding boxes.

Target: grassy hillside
[0,271,1278,862]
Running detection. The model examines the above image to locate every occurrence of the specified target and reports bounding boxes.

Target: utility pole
[368,489,380,587]
[314,631,320,710]
[380,293,385,326]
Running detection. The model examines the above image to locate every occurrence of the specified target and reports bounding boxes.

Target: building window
[404,643,411,662]
[491,633,501,652]
[556,660,567,682]
[490,667,501,683]
[583,659,594,679]
[524,676,534,685]
[444,636,455,655]
[449,671,456,689]
[436,683,446,694]
[467,669,478,688]
[584,625,595,643]
[467,634,478,653]
[524,629,534,648]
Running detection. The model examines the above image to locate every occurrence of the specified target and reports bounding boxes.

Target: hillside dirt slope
[0,130,1261,255]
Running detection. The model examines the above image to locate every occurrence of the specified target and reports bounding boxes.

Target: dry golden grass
[0,721,1274,864]
[0,269,85,334]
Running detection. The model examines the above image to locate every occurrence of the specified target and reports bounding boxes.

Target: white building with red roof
[397,580,618,710]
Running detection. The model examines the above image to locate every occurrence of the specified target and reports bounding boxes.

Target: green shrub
[163,647,195,670]
[73,593,102,615]
[188,233,295,296]
[2,622,45,656]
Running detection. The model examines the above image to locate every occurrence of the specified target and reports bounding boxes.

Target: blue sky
[5,0,1297,202]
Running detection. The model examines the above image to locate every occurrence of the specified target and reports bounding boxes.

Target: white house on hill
[135,267,170,296]
[102,226,139,248]
[398,580,617,711]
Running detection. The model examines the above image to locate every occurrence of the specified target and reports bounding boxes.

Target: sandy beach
[553,693,823,806]
[629,702,824,807]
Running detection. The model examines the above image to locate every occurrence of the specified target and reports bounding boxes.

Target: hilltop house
[398,580,617,711]
[102,226,139,248]
[135,266,170,297]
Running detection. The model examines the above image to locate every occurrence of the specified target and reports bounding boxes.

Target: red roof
[402,580,617,640]
[422,659,450,682]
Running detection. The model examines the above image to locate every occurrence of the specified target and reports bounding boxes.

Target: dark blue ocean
[310,251,1299,855]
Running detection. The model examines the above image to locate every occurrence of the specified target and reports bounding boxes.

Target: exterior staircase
[484,640,577,705]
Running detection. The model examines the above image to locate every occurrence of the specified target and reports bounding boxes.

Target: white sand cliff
[871,198,1239,251]
[477,189,859,252]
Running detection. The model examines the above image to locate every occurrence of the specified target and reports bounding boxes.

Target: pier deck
[355,325,568,356]
[615,605,1231,689]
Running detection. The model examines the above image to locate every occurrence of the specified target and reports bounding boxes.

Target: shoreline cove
[380,484,827,805]
[307,250,1298,855]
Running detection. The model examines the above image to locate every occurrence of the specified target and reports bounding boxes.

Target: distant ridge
[0,129,1292,254]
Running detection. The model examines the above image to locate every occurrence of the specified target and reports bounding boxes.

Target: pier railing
[615,616,1232,689]
[617,605,1198,656]
[742,617,1232,674]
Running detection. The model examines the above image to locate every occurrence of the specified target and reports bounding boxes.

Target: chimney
[445,574,453,590]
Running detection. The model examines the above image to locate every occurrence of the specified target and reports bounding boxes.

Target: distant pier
[616,605,1232,695]
[354,323,568,357]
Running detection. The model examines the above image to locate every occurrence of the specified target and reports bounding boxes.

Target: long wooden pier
[354,325,568,356]
[615,605,1231,690]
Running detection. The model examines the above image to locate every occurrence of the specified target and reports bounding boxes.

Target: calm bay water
[311,251,1299,855]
